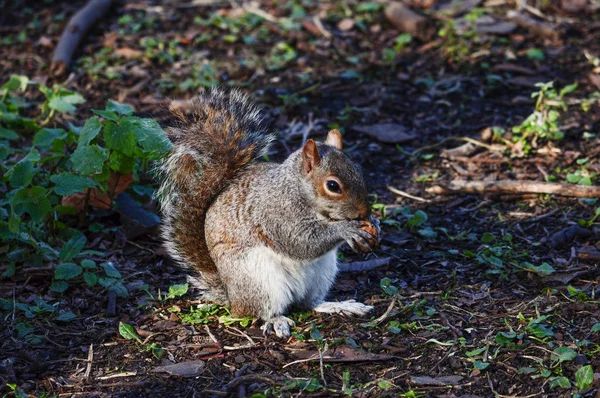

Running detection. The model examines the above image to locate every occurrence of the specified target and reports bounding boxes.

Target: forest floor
[1,0,600,397]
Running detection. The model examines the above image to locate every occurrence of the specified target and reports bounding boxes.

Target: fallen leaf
[151,360,205,377]
[38,36,53,48]
[337,18,354,31]
[353,124,417,144]
[114,47,143,59]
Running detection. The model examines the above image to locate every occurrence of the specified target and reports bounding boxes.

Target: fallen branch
[51,0,113,76]
[338,257,391,273]
[506,10,559,41]
[427,180,600,199]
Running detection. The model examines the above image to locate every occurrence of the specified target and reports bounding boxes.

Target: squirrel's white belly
[245,246,339,314]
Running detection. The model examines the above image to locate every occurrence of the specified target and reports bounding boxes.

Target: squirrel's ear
[324,129,343,150]
[302,139,320,174]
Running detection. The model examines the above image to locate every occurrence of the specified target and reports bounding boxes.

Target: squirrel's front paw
[342,220,379,253]
[313,300,374,316]
[261,316,296,338]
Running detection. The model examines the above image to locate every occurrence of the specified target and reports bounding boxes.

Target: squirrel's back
[157,88,274,302]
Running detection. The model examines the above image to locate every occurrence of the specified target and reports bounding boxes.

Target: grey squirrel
[157,88,380,338]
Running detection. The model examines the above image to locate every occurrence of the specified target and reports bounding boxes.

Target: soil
[1,0,599,397]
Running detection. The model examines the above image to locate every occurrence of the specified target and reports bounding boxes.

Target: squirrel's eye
[326,180,342,194]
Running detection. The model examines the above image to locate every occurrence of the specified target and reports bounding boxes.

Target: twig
[414,136,501,155]
[388,186,430,203]
[523,208,559,223]
[427,180,600,198]
[204,325,218,343]
[84,343,93,380]
[96,371,137,380]
[372,298,397,325]
[318,342,328,387]
[51,0,113,76]
[243,4,280,23]
[223,343,259,351]
[312,15,332,38]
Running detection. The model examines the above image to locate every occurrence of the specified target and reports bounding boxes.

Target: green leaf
[310,323,322,342]
[377,380,393,390]
[33,128,67,148]
[48,97,77,114]
[166,283,189,300]
[101,262,122,278]
[0,127,19,140]
[103,120,136,156]
[575,365,594,390]
[2,74,29,91]
[559,83,578,98]
[418,227,438,239]
[83,272,98,286]
[9,160,34,188]
[51,173,97,196]
[81,259,96,269]
[50,280,69,293]
[54,263,83,280]
[526,48,545,61]
[551,347,577,363]
[380,277,398,296]
[119,321,143,343]
[92,109,119,121]
[56,311,77,321]
[465,347,486,357]
[59,235,87,261]
[474,361,490,370]
[566,173,581,183]
[71,144,107,175]
[108,151,135,173]
[407,210,427,228]
[106,100,134,116]
[131,118,172,158]
[523,261,555,276]
[495,331,516,344]
[549,376,571,389]
[592,323,600,332]
[11,186,52,222]
[481,232,495,243]
[78,116,102,146]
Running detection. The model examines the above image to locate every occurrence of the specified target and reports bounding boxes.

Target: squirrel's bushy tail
[157,88,273,302]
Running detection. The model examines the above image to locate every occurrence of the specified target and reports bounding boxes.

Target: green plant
[118,321,165,359]
[1,75,170,294]
[510,82,578,153]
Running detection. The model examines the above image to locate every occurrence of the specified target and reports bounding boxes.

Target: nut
[356,220,379,253]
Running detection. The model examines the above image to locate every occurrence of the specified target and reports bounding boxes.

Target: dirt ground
[1,0,600,397]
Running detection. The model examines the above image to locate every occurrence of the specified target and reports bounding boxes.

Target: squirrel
[157,88,380,338]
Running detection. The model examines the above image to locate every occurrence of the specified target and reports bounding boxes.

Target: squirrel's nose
[357,204,370,220]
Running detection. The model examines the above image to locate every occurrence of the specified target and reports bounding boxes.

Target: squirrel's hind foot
[261,316,296,338]
[312,300,373,316]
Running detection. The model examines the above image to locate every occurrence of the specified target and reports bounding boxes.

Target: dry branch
[51,0,113,76]
[507,10,559,40]
[427,180,600,198]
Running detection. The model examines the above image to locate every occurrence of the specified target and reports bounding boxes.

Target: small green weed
[118,321,165,359]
